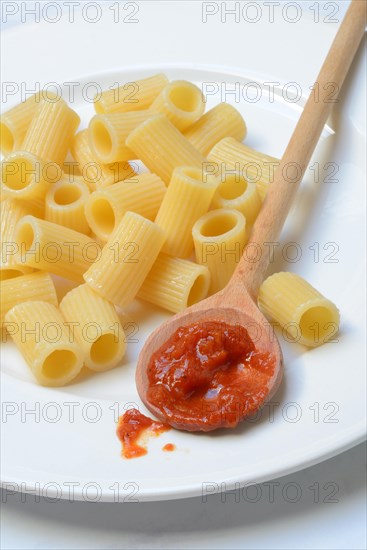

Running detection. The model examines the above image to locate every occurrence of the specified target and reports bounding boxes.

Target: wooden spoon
[136,0,366,430]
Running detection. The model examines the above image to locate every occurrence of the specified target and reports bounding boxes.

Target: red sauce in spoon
[146,321,275,431]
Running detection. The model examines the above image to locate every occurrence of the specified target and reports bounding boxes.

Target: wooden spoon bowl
[136,283,283,430]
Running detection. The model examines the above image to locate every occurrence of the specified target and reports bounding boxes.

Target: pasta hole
[92,120,113,158]
[54,184,82,205]
[2,156,35,190]
[42,350,77,380]
[0,122,14,155]
[299,306,338,343]
[0,268,23,281]
[187,274,208,306]
[91,198,115,235]
[200,213,238,237]
[168,84,202,113]
[219,174,247,200]
[90,333,120,365]
[16,222,35,251]
[181,167,202,180]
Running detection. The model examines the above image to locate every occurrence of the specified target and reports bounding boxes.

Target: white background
[1,1,366,548]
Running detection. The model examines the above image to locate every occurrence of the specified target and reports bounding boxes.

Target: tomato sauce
[162,443,176,452]
[146,321,275,431]
[116,408,170,459]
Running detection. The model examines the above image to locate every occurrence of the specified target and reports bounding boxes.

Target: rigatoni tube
[0,91,57,155]
[60,284,126,372]
[0,272,58,322]
[22,98,80,165]
[137,253,210,313]
[1,151,59,200]
[0,263,33,282]
[126,114,206,185]
[150,80,205,131]
[71,130,135,190]
[88,110,152,164]
[258,272,340,347]
[84,211,165,307]
[4,301,84,386]
[192,208,247,294]
[45,177,90,234]
[14,215,98,283]
[94,74,169,114]
[184,103,246,156]
[0,198,43,281]
[155,166,219,258]
[85,173,166,241]
[208,137,279,200]
[211,172,261,226]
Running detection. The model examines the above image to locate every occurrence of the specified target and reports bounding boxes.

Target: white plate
[1,2,366,502]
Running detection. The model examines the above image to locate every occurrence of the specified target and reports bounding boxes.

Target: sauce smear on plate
[162,443,176,452]
[116,408,170,459]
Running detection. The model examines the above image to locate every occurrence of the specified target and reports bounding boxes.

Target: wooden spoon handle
[232,0,366,298]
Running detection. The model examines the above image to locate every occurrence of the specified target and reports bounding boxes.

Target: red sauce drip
[146,321,275,431]
[162,443,176,452]
[116,408,170,459]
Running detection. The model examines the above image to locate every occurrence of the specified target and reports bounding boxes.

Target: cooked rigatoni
[88,110,152,164]
[184,103,246,156]
[1,196,43,234]
[14,215,98,283]
[155,166,218,257]
[71,130,135,190]
[0,272,57,322]
[192,208,247,294]
[45,177,90,234]
[126,114,206,184]
[84,211,165,307]
[62,161,81,177]
[0,263,33,282]
[85,173,166,241]
[22,98,80,165]
[2,75,342,389]
[4,301,84,386]
[150,80,205,131]
[0,91,57,155]
[211,172,261,226]
[0,198,43,281]
[94,73,168,114]
[60,284,126,372]
[137,253,210,313]
[1,151,59,200]
[208,137,280,200]
[258,272,340,347]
